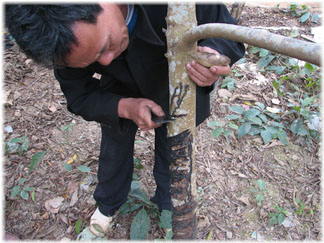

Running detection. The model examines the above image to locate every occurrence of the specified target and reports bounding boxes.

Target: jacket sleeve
[196,4,245,66]
[54,67,124,130]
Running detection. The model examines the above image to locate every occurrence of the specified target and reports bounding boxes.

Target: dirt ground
[3,2,322,241]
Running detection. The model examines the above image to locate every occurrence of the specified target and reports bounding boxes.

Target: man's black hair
[5,4,103,68]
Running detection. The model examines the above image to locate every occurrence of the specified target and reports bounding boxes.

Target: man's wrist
[118,97,132,119]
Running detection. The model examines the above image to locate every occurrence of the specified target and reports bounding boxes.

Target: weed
[269,205,289,226]
[10,178,35,201]
[279,3,319,23]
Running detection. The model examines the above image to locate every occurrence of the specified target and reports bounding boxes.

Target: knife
[151,114,176,124]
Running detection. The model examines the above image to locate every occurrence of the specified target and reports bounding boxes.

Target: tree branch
[181,23,321,66]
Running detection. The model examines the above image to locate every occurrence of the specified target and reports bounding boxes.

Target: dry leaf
[198,215,210,228]
[44,197,64,214]
[66,154,77,164]
[217,89,232,99]
[48,105,57,113]
[69,189,78,207]
[67,181,79,195]
[238,195,250,205]
[271,98,280,105]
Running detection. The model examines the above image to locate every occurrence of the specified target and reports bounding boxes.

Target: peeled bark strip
[181,23,321,66]
[169,130,197,239]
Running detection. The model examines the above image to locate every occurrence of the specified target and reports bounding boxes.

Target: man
[6,3,245,237]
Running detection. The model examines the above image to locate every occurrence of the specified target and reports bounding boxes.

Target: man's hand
[186,46,231,87]
[118,98,165,131]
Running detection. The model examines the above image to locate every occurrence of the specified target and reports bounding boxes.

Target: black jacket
[54,4,245,131]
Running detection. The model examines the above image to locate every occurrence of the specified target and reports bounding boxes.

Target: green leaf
[248,125,261,136]
[238,123,251,138]
[134,157,141,164]
[229,105,245,114]
[256,194,264,206]
[258,114,268,123]
[278,130,288,145]
[31,190,35,201]
[130,208,150,240]
[301,96,315,107]
[223,130,233,137]
[290,119,307,135]
[244,109,261,119]
[261,128,272,144]
[20,190,29,200]
[303,62,315,75]
[75,219,83,234]
[269,214,278,225]
[300,12,311,22]
[134,164,144,170]
[207,121,223,127]
[166,230,174,240]
[77,166,91,173]
[248,117,262,126]
[270,122,285,129]
[312,13,319,22]
[18,138,29,155]
[18,178,26,185]
[258,55,275,69]
[225,114,241,120]
[211,127,223,138]
[249,46,261,54]
[64,163,72,171]
[23,186,34,192]
[257,180,266,191]
[10,136,27,144]
[266,65,286,75]
[119,202,142,214]
[129,181,151,205]
[10,185,21,198]
[278,213,286,224]
[221,77,236,91]
[227,123,238,130]
[259,48,269,57]
[255,102,265,110]
[159,210,172,229]
[29,151,46,171]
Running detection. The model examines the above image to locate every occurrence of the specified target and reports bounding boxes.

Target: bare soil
[3,3,322,241]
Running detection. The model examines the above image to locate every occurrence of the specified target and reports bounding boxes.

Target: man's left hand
[186,46,231,87]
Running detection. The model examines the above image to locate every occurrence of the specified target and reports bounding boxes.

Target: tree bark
[165,3,198,239]
[230,2,245,21]
[181,23,321,66]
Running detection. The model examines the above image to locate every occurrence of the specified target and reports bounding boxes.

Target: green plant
[295,197,314,216]
[279,3,319,23]
[253,179,266,206]
[221,69,243,91]
[5,135,29,155]
[4,135,46,171]
[207,120,237,139]
[225,103,288,145]
[10,178,35,201]
[269,205,289,226]
[118,178,173,240]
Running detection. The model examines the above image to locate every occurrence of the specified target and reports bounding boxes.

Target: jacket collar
[133,5,165,46]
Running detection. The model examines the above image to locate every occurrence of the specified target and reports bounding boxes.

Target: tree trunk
[165,2,321,239]
[165,3,198,239]
[230,2,245,21]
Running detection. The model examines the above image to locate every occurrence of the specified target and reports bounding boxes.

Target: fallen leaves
[44,197,64,214]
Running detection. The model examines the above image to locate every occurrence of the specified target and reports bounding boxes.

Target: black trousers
[94,120,172,216]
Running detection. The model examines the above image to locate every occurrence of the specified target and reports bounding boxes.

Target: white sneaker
[89,208,113,237]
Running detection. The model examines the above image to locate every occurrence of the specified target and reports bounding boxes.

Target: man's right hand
[118,98,165,131]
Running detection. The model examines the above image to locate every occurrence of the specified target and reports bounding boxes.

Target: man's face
[65,3,129,68]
